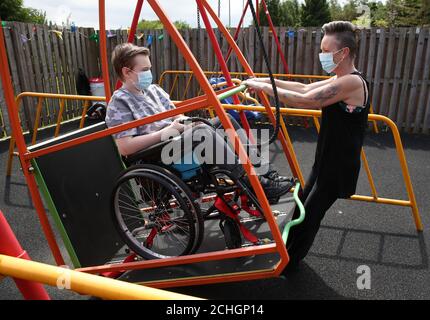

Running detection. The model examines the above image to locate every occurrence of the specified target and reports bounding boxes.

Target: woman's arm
[249,76,335,94]
[244,75,361,109]
[115,119,187,156]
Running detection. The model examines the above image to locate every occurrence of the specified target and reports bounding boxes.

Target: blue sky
[23,0,358,30]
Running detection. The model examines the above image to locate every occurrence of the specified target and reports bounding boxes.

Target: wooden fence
[0,22,429,139]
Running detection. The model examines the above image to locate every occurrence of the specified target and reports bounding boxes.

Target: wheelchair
[111,118,289,260]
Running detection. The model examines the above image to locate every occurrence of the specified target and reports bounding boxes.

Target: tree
[280,0,302,27]
[0,0,47,24]
[301,0,332,26]
[137,19,190,30]
[258,0,284,26]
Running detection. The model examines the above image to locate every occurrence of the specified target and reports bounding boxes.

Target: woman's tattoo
[312,84,339,102]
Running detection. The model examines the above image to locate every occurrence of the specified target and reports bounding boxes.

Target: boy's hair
[322,21,359,59]
[112,43,150,81]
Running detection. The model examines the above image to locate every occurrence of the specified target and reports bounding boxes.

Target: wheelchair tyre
[112,164,204,259]
[222,217,242,249]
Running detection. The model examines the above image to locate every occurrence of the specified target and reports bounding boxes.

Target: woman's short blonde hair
[322,21,359,59]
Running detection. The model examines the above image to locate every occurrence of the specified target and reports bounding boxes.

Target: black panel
[29,122,126,267]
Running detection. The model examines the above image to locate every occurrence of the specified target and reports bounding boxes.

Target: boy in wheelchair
[105,43,293,204]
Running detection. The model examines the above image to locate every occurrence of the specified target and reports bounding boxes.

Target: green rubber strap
[282,182,305,243]
[216,84,246,101]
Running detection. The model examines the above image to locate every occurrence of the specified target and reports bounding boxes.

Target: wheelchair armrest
[124,135,182,165]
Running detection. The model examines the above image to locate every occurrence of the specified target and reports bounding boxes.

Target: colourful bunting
[49,30,63,40]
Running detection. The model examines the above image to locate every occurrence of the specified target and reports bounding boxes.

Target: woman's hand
[243,79,268,94]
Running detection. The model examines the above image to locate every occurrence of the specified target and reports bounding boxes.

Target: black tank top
[313,71,370,198]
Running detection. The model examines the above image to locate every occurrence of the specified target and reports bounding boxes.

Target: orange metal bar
[77,243,277,274]
[139,270,278,289]
[0,19,65,266]
[99,0,112,101]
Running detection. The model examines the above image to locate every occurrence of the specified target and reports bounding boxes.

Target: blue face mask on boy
[319,48,345,74]
[129,69,153,91]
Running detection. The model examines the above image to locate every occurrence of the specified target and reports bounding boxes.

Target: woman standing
[244,21,370,275]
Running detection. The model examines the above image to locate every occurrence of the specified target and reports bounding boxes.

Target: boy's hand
[169,118,192,133]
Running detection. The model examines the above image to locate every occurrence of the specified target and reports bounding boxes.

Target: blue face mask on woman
[319,48,345,74]
[129,69,153,91]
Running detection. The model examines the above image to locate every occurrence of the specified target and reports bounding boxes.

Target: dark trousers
[285,167,338,263]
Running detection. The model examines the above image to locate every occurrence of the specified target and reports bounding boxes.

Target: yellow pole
[0,254,202,300]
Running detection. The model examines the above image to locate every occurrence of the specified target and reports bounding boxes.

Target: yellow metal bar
[6,92,106,175]
[311,110,377,200]
[6,136,15,176]
[54,99,65,137]
[369,104,379,133]
[350,195,411,206]
[169,74,179,97]
[181,74,193,100]
[278,115,305,186]
[79,100,90,129]
[312,116,320,131]
[213,103,422,231]
[0,254,202,300]
[360,149,378,199]
[31,98,44,145]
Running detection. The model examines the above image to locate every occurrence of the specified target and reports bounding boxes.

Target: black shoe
[263,169,291,182]
[259,176,294,201]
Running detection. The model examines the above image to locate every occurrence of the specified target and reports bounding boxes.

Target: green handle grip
[216,84,247,101]
[282,182,305,243]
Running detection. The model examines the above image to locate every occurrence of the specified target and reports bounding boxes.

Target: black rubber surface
[1,125,429,299]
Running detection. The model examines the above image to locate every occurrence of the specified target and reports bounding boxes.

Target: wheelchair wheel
[221,217,242,249]
[112,164,204,260]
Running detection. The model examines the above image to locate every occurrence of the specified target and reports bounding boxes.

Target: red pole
[0,211,50,300]
[224,1,249,63]
[196,0,256,143]
[115,0,145,90]
[99,0,112,101]
[261,0,289,74]
[256,0,260,25]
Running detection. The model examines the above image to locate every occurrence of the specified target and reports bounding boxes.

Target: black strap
[351,71,368,107]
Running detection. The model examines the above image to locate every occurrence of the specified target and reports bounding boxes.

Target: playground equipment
[0,0,423,293]
[0,210,200,300]
[0,0,307,289]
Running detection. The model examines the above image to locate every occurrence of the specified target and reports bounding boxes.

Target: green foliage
[256,0,301,27]
[0,0,47,24]
[137,19,191,30]
[301,0,332,27]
